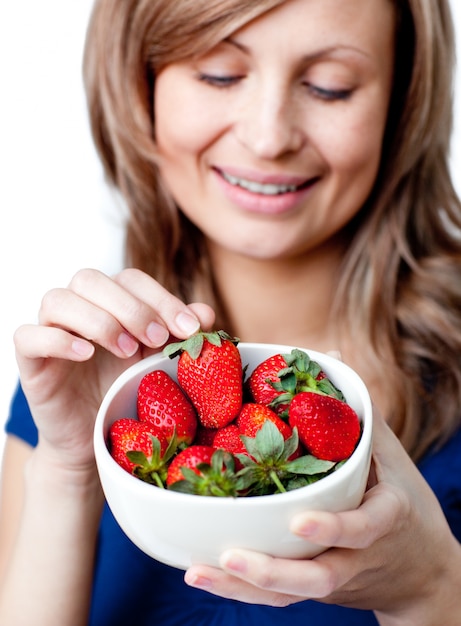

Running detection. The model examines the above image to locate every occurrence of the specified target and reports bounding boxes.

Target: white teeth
[222,172,299,195]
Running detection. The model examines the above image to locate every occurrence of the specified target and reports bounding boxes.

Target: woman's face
[154,0,395,260]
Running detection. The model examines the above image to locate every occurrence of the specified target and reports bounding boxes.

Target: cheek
[319,108,386,187]
[155,81,222,161]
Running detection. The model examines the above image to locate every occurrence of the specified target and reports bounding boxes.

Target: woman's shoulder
[419,426,461,476]
[418,425,461,540]
[4,383,38,447]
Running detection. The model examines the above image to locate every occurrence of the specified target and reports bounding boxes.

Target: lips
[216,167,313,197]
[213,167,318,215]
[221,171,301,196]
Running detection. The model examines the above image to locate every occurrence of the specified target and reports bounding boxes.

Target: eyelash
[307,85,353,101]
[197,74,353,101]
[197,73,242,88]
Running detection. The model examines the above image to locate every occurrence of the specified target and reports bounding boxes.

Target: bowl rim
[94,343,373,507]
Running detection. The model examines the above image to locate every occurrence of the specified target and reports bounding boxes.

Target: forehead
[231,0,396,42]
[150,0,397,70]
[202,0,397,72]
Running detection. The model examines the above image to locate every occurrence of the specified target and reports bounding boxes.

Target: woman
[1,0,461,623]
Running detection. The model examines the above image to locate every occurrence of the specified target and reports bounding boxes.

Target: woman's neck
[207,239,389,417]
[207,240,346,354]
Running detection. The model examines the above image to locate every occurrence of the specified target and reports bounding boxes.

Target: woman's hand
[184,412,461,624]
[13,267,215,470]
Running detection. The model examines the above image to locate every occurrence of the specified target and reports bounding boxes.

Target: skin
[155,0,393,261]
[1,0,461,624]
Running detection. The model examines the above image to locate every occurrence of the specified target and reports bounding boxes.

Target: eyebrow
[224,36,372,63]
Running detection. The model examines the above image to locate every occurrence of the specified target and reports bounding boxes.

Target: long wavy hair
[83,0,461,460]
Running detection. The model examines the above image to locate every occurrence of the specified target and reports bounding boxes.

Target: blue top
[6,384,461,625]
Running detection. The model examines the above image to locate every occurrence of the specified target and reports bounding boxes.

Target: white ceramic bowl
[94,343,373,570]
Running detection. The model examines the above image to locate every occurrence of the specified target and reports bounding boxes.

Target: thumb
[290,409,409,549]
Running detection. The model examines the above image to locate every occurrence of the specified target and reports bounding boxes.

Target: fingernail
[117,332,139,356]
[291,518,319,538]
[175,311,200,336]
[71,339,94,358]
[185,573,212,591]
[146,322,169,346]
[221,551,247,574]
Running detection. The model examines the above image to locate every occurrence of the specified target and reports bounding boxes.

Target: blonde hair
[83,0,461,460]
[83,0,284,298]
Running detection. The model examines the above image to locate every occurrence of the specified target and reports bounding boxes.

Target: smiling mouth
[220,171,311,196]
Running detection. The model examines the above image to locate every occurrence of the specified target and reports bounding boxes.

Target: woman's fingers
[112,268,215,337]
[184,302,216,331]
[39,287,143,357]
[289,487,401,551]
[183,412,424,608]
[14,324,95,362]
[14,267,217,406]
[66,268,193,345]
[34,268,215,360]
[185,557,306,606]
[186,545,358,605]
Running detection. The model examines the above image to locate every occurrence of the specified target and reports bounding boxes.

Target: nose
[234,82,305,160]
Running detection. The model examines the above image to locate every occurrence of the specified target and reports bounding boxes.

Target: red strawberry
[237,402,292,439]
[166,445,239,496]
[194,425,218,446]
[164,330,243,429]
[166,445,215,486]
[237,403,301,460]
[247,353,288,407]
[137,369,197,445]
[108,418,175,486]
[246,349,341,417]
[288,391,361,462]
[213,423,247,455]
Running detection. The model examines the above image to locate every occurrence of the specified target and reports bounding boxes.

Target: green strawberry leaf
[316,377,345,400]
[240,420,285,462]
[286,455,336,475]
[283,427,300,460]
[202,331,223,347]
[265,349,346,401]
[163,333,205,359]
[168,477,197,494]
[180,466,204,483]
[234,466,261,491]
[126,451,150,467]
[164,329,240,360]
[169,448,241,497]
[210,448,236,474]
[270,370,297,394]
[285,475,311,490]
[232,419,347,495]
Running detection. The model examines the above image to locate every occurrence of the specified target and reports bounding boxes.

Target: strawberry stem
[150,473,166,489]
[163,329,239,360]
[269,470,287,493]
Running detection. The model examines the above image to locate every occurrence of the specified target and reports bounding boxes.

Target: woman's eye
[307,84,353,101]
[197,73,242,88]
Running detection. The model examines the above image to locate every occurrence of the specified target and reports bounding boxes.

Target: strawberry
[108,418,176,486]
[248,349,345,417]
[237,402,301,459]
[166,445,240,497]
[164,330,243,429]
[137,369,197,445]
[213,423,247,455]
[235,420,335,495]
[246,353,289,407]
[237,402,292,439]
[166,445,214,486]
[194,425,218,446]
[288,391,361,462]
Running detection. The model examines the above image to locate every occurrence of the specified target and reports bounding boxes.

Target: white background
[1,1,461,466]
